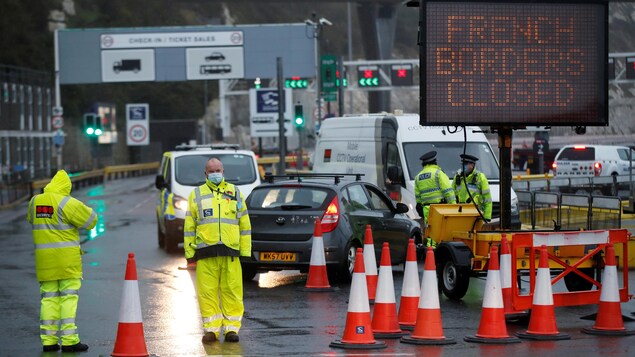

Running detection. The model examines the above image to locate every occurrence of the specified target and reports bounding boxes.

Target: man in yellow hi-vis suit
[184,158,251,344]
[414,151,456,247]
[27,170,97,352]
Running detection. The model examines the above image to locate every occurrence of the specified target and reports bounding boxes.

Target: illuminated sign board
[421,1,608,126]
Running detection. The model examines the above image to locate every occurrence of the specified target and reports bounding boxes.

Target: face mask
[207,172,223,185]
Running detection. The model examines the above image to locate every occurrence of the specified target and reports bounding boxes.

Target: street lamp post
[305,13,332,131]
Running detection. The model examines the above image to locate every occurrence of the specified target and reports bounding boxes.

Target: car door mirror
[155,175,166,190]
[395,202,409,214]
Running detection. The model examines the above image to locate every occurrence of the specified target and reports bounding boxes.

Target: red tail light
[389,190,401,201]
[594,162,602,176]
[551,162,557,175]
[321,196,339,233]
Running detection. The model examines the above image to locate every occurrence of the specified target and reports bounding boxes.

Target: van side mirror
[155,175,166,190]
[395,202,409,214]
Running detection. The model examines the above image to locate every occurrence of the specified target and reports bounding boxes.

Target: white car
[155,144,261,253]
[553,145,635,177]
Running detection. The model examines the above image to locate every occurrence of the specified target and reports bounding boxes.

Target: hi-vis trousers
[39,278,81,347]
[196,256,244,338]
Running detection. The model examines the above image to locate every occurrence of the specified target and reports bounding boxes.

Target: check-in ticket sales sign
[422,1,607,126]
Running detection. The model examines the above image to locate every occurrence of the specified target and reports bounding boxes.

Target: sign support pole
[277,57,286,175]
[496,127,513,230]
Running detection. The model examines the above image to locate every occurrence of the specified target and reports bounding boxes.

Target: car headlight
[173,195,189,212]
[510,196,519,215]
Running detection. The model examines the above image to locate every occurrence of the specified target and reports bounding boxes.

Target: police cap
[460,154,479,163]
[419,151,437,164]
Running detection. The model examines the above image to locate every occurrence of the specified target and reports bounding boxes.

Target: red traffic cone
[363,225,378,303]
[330,248,386,349]
[398,239,420,330]
[303,218,335,292]
[371,243,407,338]
[401,246,456,345]
[112,253,149,357]
[465,245,520,344]
[499,234,529,321]
[516,245,570,340]
[582,243,635,336]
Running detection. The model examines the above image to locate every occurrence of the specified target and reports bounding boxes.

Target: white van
[313,113,521,228]
[155,144,262,252]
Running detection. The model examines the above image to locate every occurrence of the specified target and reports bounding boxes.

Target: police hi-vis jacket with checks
[27,170,97,282]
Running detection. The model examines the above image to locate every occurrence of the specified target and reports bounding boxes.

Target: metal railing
[0,162,160,210]
[517,190,622,230]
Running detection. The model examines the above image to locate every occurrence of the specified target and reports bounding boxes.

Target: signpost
[126,103,150,146]
[249,88,292,137]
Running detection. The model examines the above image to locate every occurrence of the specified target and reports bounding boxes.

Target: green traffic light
[86,127,95,135]
[95,128,103,136]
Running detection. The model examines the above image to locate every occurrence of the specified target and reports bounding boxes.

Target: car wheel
[329,240,358,283]
[437,253,470,300]
[564,268,595,292]
[241,263,258,282]
[157,222,165,249]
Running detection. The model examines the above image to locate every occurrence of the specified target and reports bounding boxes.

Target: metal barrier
[0,162,160,211]
[513,173,632,197]
[517,190,622,231]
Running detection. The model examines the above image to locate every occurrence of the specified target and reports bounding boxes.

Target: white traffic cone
[398,239,420,330]
[112,253,149,357]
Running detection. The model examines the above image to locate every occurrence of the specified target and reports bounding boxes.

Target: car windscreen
[175,153,257,186]
[556,147,595,161]
[247,186,330,210]
[402,142,500,181]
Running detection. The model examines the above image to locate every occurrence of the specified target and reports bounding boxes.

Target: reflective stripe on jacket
[414,164,456,206]
[183,180,252,260]
[27,170,97,282]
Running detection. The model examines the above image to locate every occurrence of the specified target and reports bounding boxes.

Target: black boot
[42,344,60,352]
[225,331,239,342]
[61,342,89,352]
[202,332,217,344]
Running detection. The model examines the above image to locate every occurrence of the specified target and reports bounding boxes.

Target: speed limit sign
[126,103,150,145]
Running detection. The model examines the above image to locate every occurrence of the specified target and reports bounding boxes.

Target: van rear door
[554,146,596,176]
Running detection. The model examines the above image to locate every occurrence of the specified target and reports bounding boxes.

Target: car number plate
[260,252,296,262]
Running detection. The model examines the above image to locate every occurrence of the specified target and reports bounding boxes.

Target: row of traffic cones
[328,229,634,349]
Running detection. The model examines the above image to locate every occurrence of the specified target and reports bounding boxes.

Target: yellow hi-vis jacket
[27,170,97,282]
[414,164,456,206]
[184,180,251,260]
[452,169,493,220]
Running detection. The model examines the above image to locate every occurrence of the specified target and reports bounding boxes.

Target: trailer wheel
[564,268,595,292]
[438,255,470,300]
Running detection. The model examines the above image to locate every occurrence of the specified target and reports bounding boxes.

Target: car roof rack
[174,143,241,151]
[264,173,364,184]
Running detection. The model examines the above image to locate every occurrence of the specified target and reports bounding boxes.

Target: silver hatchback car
[242,174,422,282]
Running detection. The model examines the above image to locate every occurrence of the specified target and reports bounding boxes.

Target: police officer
[453,154,492,221]
[184,158,251,344]
[414,151,456,247]
[27,170,97,352]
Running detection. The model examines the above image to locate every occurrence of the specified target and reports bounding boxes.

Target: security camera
[573,126,586,135]
[319,18,332,26]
